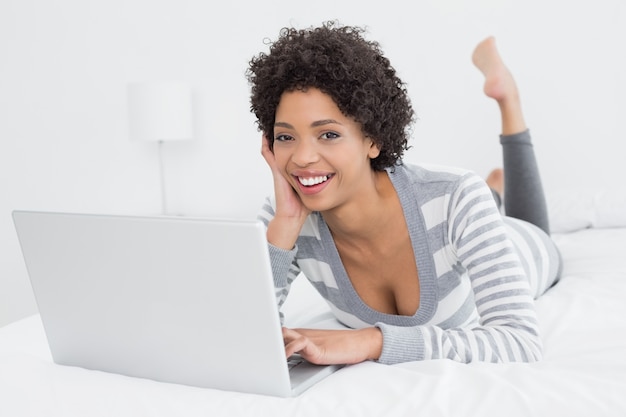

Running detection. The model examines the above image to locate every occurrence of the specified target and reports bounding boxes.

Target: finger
[261,135,274,154]
[283,328,323,362]
[285,338,321,361]
[282,327,303,343]
[261,136,279,170]
[282,328,307,357]
[284,340,306,358]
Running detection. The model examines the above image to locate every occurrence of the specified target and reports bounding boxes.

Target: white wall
[2,0,625,327]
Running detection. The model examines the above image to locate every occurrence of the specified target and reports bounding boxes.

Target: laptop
[12,210,343,397]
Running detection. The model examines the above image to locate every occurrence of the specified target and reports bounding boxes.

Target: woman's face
[272,88,380,213]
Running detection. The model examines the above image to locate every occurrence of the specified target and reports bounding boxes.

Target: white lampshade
[127,82,194,142]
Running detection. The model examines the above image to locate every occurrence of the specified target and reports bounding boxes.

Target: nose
[291,138,320,167]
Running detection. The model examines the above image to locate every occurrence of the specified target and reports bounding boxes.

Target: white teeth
[298,175,328,186]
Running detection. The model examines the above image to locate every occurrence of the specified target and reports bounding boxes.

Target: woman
[246,22,561,366]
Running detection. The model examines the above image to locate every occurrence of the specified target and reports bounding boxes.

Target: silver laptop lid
[13,210,294,397]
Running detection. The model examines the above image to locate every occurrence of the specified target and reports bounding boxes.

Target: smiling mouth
[297,175,332,187]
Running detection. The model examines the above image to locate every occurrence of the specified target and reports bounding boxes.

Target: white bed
[2,216,626,415]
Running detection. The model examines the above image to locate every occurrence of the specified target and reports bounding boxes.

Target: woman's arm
[376,173,541,364]
[258,197,302,321]
[282,327,383,365]
[278,173,541,366]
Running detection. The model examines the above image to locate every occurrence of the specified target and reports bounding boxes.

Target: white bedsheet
[1,227,625,416]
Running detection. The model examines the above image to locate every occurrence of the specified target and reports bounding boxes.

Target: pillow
[547,187,626,233]
[547,189,594,233]
[592,189,626,229]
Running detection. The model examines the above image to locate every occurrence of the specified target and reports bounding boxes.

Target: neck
[322,170,396,242]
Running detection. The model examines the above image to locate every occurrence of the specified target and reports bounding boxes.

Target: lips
[298,175,329,186]
[292,173,334,195]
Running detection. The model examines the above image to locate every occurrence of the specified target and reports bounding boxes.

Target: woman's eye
[321,132,340,140]
[274,134,293,142]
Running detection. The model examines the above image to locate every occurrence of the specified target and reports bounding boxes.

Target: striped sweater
[259,163,555,365]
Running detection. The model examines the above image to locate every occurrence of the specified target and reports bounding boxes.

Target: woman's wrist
[362,327,383,361]
[266,215,307,250]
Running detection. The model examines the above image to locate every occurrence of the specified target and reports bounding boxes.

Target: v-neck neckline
[317,165,438,326]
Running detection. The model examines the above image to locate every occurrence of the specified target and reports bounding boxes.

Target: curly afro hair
[246,21,415,171]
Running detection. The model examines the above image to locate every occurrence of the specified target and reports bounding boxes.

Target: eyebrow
[274,119,342,129]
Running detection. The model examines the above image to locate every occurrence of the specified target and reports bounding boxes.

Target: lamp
[127,82,194,215]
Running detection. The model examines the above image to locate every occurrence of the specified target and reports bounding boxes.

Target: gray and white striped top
[259,163,559,365]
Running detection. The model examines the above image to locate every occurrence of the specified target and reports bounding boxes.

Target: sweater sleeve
[376,173,542,364]
[257,197,301,323]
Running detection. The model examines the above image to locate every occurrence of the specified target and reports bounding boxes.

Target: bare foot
[472,36,526,135]
[471,37,518,103]
[486,168,504,197]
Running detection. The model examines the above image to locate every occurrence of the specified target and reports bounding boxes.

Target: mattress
[1,226,625,416]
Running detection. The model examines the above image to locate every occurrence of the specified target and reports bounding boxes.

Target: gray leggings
[496,130,562,297]
[500,130,550,235]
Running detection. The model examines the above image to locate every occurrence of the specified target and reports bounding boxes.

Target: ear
[368,140,381,159]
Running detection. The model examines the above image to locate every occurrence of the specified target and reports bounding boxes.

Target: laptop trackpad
[288,356,344,395]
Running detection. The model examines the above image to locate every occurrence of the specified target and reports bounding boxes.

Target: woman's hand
[261,135,311,250]
[282,327,383,365]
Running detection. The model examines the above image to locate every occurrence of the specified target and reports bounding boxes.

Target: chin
[299,197,333,214]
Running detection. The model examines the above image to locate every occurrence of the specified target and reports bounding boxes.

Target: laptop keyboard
[287,354,305,370]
